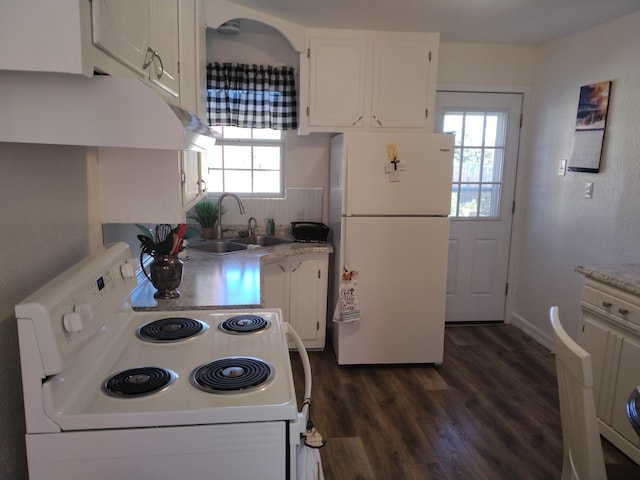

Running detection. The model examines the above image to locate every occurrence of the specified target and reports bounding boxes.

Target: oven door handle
[284,322,312,431]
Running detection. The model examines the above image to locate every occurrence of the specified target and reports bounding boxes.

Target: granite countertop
[131,240,333,311]
[575,264,640,296]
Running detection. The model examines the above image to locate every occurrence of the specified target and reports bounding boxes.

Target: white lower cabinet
[578,279,640,463]
[263,253,328,350]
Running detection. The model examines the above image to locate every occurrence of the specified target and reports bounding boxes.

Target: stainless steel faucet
[247,217,257,237]
[215,192,245,239]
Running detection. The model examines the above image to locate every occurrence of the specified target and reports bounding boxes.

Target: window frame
[204,127,285,198]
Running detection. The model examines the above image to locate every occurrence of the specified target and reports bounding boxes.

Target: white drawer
[582,281,640,332]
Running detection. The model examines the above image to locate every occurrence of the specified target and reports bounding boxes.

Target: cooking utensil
[155,224,172,243]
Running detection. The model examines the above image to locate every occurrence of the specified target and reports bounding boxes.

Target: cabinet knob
[618,307,629,315]
[602,301,613,308]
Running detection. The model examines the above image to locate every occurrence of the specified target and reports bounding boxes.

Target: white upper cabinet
[300,29,439,134]
[0,0,93,75]
[92,0,180,97]
[99,148,206,224]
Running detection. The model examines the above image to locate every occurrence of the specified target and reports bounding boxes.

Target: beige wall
[511,11,640,344]
[438,42,539,87]
[0,143,93,479]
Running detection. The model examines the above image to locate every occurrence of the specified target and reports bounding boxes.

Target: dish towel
[332,269,361,322]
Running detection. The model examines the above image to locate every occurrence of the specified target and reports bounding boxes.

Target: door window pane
[444,110,508,218]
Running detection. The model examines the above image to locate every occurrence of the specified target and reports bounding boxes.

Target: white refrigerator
[328,132,454,365]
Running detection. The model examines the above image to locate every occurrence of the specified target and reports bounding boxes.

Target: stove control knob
[120,260,136,279]
[63,312,84,333]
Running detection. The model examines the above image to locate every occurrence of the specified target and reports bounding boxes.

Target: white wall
[511,12,640,345]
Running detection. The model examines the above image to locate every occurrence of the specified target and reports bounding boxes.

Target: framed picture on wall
[567,81,611,173]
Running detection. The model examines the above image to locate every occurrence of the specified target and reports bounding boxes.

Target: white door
[435,91,522,322]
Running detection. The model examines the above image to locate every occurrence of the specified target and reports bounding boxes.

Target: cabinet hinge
[512,201,516,214]
[177,61,180,75]
[505,283,509,296]
[520,113,523,128]
[306,106,310,117]
[425,108,428,119]
[307,48,310,59]
[317,321,320,330]
[318,269,321,279]
[428,51,432,62]
[181,172,186,184]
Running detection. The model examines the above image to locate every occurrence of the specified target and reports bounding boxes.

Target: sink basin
[229,235,293,247]
[188,241,248,254]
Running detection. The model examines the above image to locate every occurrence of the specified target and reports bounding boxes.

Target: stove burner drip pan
[137,317,208,342]
[190,357,274,394]
[218,314,270,334]
[103,366,176,397]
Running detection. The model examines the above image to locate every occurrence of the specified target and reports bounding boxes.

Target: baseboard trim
[510,312,554,351]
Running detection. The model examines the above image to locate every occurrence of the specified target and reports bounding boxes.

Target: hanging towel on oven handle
[332,268,361,323]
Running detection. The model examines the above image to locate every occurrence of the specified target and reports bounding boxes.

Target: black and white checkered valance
[206,62,298,130]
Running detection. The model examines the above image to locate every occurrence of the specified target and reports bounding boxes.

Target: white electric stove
[15,242,311,480]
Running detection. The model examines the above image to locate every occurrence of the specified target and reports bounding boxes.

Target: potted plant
[187,199,223,239]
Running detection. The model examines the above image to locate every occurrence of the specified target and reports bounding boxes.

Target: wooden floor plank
[291,324,637,479]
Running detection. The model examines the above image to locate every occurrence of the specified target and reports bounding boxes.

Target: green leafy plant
[187,200,223,228]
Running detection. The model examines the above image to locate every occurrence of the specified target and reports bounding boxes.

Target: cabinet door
[579,314,615,421]
[289,259,322,342]
[99,148,188,224]
[92,0,151,77]
[308,37,368,128]
[181,151,204,209]
[263,261,290,323]
[370,40,429,128]
[149,0,180,97]
[610,335,640,448]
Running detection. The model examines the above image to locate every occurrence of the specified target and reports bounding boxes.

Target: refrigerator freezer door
[332,216,448,365]
[342,132,453,216]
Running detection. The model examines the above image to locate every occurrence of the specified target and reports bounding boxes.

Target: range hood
[0,71,216,151]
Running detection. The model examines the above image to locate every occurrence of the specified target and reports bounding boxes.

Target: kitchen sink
[228,235,293,247]
[188,241,248,254]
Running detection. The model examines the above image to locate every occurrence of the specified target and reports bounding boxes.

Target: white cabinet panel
[302,29,439,134]
[263,254,328,350]
[99,148,205,224]
[578,279,640,463]
[92,0,180,97]
[308,37,367,128]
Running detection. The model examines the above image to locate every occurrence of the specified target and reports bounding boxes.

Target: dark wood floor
[290,324,636,480]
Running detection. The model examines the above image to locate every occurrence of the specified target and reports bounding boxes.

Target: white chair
[550,306,640,480]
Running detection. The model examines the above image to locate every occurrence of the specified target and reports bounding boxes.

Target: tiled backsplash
[220,187,324,233]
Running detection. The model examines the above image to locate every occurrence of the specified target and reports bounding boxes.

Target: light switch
[558,159,567,176]
[585,182,594,199]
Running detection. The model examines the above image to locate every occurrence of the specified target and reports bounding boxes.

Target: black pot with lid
[290,222,330,243]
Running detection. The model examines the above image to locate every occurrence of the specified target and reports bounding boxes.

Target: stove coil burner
[218,314,270,334]
[137,317,208,342]
[103,366,176,398]
[190,357,274,394]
